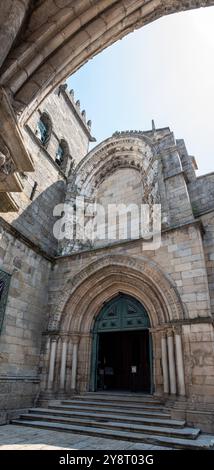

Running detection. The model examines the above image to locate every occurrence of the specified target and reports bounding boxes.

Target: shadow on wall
[7,180,66,257]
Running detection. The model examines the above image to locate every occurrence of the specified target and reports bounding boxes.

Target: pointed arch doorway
[90,294,153,393]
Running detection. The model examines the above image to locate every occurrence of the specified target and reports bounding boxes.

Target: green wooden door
[90,294,152,392]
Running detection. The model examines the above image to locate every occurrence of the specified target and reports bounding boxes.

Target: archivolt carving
[48,254,185,332]
[68,135,160,205]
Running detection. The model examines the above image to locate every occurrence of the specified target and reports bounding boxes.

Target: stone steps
[49,403,171,419]
[59,399,164,412]
[11,419,212,450]
[28,407,183,427]
[11,393,214,449]
[75,393,162,404]
[18,411,187,434]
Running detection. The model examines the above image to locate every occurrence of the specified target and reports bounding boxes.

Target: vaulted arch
[0,1,213,121]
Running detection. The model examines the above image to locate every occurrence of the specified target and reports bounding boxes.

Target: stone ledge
[0,376,40,383]
[56,218,204,261]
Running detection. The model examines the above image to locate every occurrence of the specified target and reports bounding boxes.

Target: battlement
[112,126,171,140]
[58,84,96,143]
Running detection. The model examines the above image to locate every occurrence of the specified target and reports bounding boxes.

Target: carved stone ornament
[0,139,15,182]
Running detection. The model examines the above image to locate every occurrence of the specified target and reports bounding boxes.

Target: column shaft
[71,342,78,390]
[175,334,186,396]
[167,333,176,394]
[161,335,169,394]
[47,339,57,390]
[59,339,68,391]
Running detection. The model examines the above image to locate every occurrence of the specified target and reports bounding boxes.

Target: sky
[67,7,214,176]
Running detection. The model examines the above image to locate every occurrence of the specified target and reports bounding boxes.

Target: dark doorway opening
[97,329,151,393]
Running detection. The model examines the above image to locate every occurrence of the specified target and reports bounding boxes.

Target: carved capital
[173,325,182,336]
[166,328,174,338]
[160,329,168,339]
[71,334,80,345]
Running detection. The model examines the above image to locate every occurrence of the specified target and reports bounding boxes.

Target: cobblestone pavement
[0,425,173,450]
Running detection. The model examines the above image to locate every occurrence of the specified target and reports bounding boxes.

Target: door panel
[97,330,151,392]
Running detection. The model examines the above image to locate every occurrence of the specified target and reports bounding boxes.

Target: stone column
[59,336,68,391]
[71,336,79,391]
[161,332,169,394]
[47,337,57,390]
[174,328,186,396]
[167,330,176,395]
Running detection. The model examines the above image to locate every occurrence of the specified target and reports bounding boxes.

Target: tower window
[55,139,70,172]
[55,144,64,167]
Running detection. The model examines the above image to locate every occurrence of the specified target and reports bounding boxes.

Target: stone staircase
[11,393,214,449]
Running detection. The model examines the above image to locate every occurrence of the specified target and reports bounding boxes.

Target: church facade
[0,84,214,433]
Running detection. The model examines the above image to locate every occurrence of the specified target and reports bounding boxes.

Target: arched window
[36,112,52,146]
[55,139,70,172]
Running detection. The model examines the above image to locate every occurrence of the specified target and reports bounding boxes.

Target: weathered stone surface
[0,78,213,435]
[0,85,93,254]
[0,1,213,120]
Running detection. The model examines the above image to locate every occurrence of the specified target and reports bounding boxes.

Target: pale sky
[68,7,214,176]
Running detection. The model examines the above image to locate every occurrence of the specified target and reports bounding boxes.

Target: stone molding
[47,253,185,332]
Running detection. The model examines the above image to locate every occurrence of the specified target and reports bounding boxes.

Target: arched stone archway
[43,254,187,397]
[62,133,163,253]
[69,133,157,197]
[49,254,185,331]
[0,1,213,121]
[0,1,213,199]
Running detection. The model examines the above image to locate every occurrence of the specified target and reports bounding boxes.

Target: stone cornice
[0,375,40,382]
[0,215,206,263]
[56,218,204,261]
[150,316,214,332]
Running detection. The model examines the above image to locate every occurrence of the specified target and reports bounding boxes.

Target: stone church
[0,82,214,437]
[0,0,214,448]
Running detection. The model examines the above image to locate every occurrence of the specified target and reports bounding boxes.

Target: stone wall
[200,211,214,316]
[62,129,196,253]
[0,85,93,255]
[46,220,213,408]
[0,222,51,419]
[0,133,65,255]
[50,222,211,325]
[188,173,214,216]
[95,168,143,246]
[182,322,214,406]
[27,85,92,167]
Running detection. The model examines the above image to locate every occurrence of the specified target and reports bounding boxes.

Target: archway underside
[0,1,213,121]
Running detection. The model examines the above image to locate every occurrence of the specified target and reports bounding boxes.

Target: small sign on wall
[131,365,137,374]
